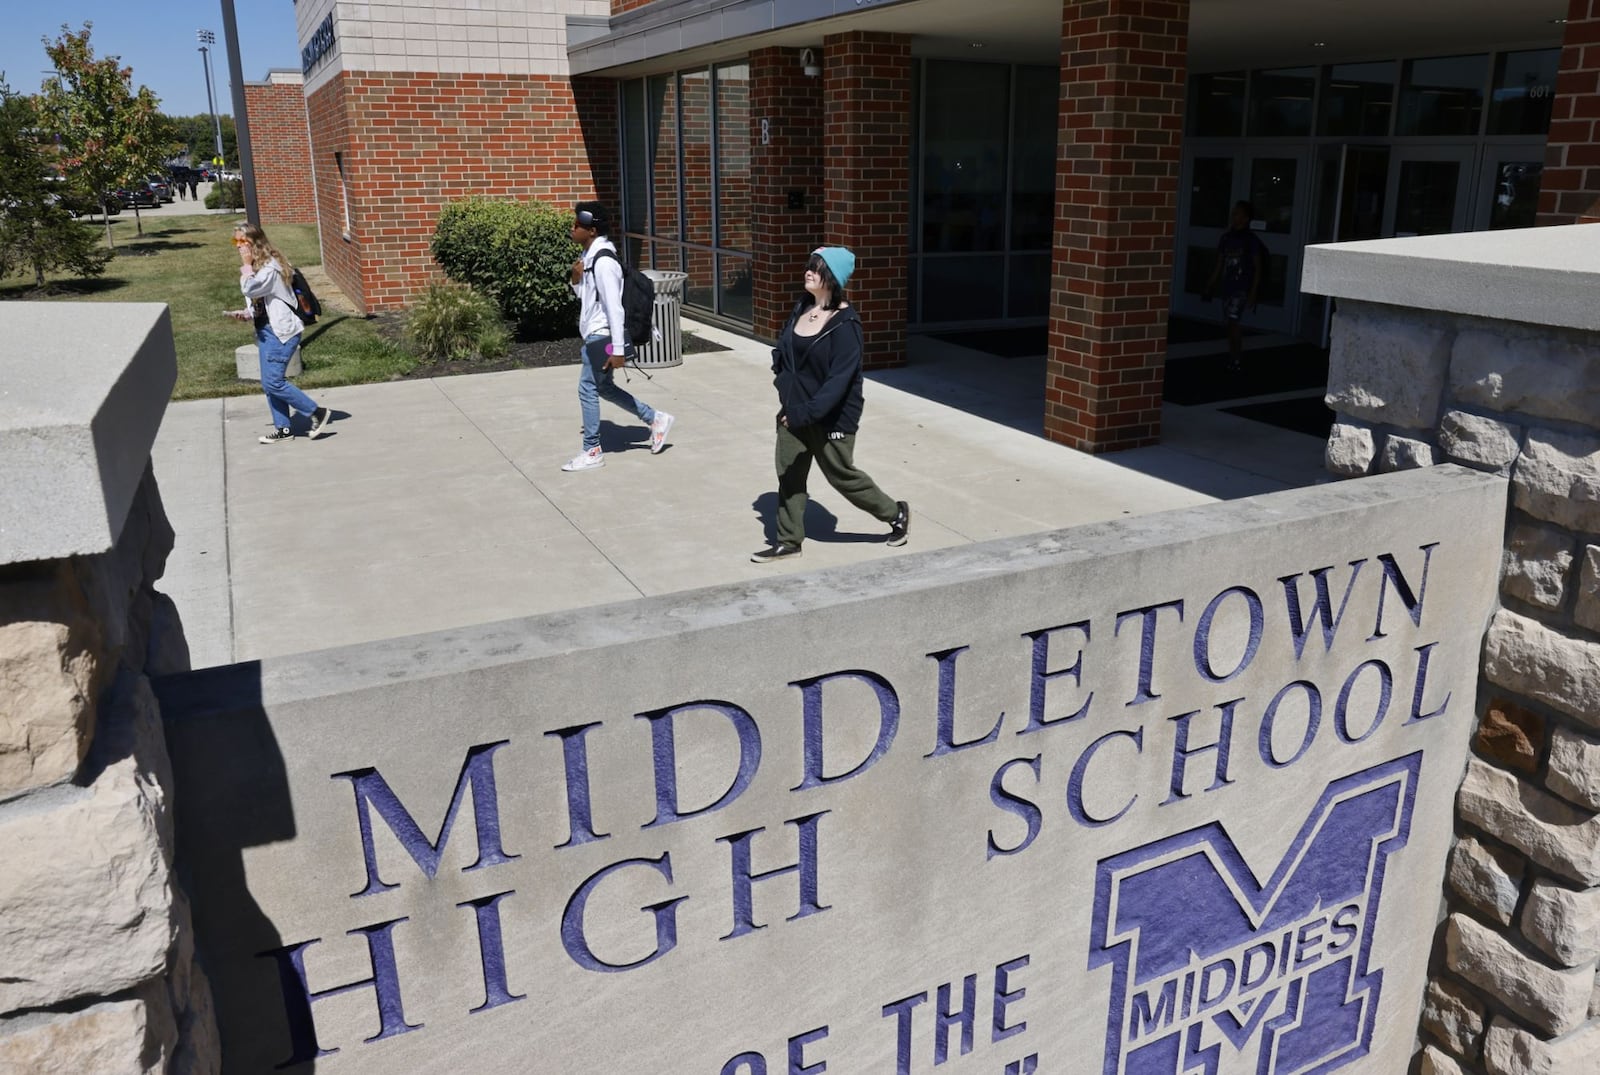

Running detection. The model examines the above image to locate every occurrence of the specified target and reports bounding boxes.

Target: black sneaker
[258,427,293,444]
[751,543,802,564]
[887,501,911,547]
[309,407,333,439]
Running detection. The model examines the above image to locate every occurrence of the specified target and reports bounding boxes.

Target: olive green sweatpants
[774,422,898,547]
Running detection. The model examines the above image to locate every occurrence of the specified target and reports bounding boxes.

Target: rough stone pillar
[1045,0,1188,452]
[821,30,911,369]
[1305,228,1600,1074]
[750,46,826,341]
[0,304,217,1073]
[1538,0,1600,226]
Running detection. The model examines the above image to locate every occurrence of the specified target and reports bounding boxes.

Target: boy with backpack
[561,201,674,472]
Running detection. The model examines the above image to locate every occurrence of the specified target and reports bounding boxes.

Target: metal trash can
[635,270,688,368]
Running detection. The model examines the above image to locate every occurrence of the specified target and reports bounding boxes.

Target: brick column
[1538,0,1600,226]
[750,47,825,340]
[245,78,316,226]
[1045,0,1189,452]
[822,31,911,369]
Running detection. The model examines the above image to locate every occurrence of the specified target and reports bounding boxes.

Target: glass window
[1320,62,1395,137]
[648,75,680,240]
[1489,161,1543,230]
[1010,66,1057,251]
[683,246,715,311]
[1189,157,1234,229]
[717,253,753,322]
[1394,160,1462,235]
[1007,252,1051,319]
[1249,158,1298,234]
[1248,68,1315,137]
[622,80,649,237]
[922,61,1010,253]
[1398,55,1487,137]
[1489,49,1560,136]
[1183,246,1218,296]
[1189,72,1246,137]
[922,255,1005,321]
[714,63,750,254]
[679,69,712,248]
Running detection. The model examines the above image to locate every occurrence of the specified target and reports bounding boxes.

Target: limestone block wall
[0,304,218,1072]
[1322,298,1600,1074]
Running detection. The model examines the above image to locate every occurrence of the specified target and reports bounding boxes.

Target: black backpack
[286,266,322,325]
[589,248,654,348]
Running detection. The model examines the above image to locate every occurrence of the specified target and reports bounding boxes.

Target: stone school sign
[158,467,1505,1073]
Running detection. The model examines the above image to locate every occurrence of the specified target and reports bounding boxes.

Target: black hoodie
[770,300,866,434]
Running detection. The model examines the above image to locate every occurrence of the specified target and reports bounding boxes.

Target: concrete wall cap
[1303,224,1600,333]
[0,303,176,565]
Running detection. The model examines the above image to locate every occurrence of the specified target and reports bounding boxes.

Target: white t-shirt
[241,259,303,343]
[570,238,629,345]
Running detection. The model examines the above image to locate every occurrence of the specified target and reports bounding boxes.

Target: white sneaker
[650,412,675,454]
[561,446,604,472]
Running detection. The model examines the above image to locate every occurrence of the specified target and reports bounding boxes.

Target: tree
[0,78,109,288]
[166,112,237,166]
[35,22,175,247]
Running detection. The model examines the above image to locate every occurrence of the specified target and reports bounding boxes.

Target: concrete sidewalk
[152,323,1329,667]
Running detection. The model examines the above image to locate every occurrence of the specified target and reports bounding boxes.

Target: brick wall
[750,48,824,339]
[306,75,361,312]
[245,80,317,226]
[304,71,605,312]
[1538,0,1600,225]
[822,31,911,369]
[1045,0,1189,452]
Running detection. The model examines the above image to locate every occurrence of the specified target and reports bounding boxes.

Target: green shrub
[403,282,511,362]
[205,179,243,210]
[431,197,578,338]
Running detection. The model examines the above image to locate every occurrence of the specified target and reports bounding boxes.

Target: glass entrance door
[1476,145,1546,230]
[1386,146,1476,237]
[1175,146,1309,334]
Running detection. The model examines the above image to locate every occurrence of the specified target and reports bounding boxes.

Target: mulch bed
[370,312,732,380]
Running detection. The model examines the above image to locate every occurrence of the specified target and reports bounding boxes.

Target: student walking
[1203,200,1268,372]
[560,201,674,471]
[229,222,332,444]
[752,246,909,563]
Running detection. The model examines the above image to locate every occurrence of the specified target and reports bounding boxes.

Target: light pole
[196,29,223,161]
[219,0,259,224]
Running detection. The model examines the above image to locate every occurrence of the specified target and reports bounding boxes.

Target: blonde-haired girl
[232,222,331,443]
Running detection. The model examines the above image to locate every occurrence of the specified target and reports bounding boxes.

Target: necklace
[807,307,825,322]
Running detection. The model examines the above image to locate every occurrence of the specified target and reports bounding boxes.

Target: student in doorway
[1204,200,1268,372]
[560,201,674,472]
[752,247,909,563]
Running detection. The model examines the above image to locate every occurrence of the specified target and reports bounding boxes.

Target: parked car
[145,176,174,203]
[117,185,161,209]
[46,178,123,217]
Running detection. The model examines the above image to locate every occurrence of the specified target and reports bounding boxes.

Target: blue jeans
[258,326,317,429]
[578,334,654,451]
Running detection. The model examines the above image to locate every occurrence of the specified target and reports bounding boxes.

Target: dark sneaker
[309,407,333,439]
[887,501,911,547]
[750,543,802,564]
[258,427,293,444]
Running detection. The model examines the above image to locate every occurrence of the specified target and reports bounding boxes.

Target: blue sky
[1,3,302,118]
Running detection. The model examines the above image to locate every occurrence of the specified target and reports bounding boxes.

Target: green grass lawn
[1,214,414,399]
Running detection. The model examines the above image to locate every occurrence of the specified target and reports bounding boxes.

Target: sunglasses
[232,236,250,246]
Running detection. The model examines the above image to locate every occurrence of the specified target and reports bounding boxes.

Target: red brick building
[243,71,317,227]
[289,0,1595,451]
